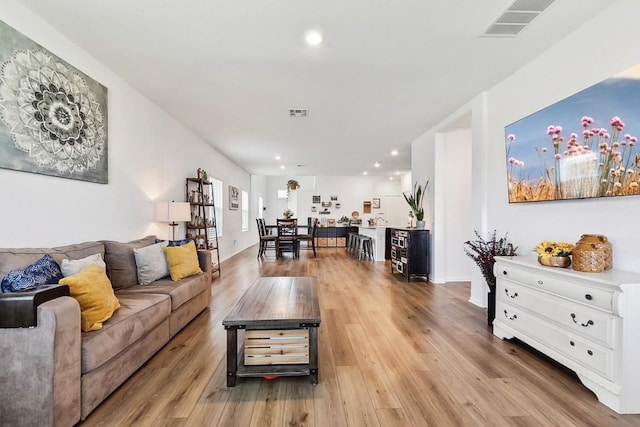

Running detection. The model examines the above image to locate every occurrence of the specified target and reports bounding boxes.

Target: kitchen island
[357,226,387,261]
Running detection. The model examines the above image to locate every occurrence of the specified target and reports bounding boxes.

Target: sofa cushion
[133,241,168,285]
[102,236,156,290]
[0,254,63,293]
[80,292,170,373]
[60,264,120,332]
[163,241,203,281]
[60,253,106,277]
[118,272,209,311]
[155,237,195,247]
[53,241,105,264]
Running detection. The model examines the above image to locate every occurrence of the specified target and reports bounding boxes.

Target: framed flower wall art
[229,185,239,210]
[505,64,640,203]
[0,20,108,183]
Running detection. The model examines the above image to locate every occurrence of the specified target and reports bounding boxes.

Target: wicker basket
[576,234,612,270]
[572,242,605,273]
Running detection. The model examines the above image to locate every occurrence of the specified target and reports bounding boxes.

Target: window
[210,177,223,238]
[258,196,264,219]
[241,190,249,231]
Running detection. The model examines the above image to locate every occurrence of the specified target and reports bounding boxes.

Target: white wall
[441,129,473,282]
[1,2,252,262]
[263,175,407,227]
[414,0,640,305]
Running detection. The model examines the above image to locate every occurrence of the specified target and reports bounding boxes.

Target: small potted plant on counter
[287,179,300,191]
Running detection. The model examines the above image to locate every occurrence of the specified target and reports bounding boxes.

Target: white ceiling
[20,0,617,178]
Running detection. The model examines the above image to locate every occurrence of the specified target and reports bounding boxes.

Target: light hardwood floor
[81,246,640,426]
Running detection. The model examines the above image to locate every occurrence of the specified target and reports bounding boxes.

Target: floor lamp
[155,201,191,240]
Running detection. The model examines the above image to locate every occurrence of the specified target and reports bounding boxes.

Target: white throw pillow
[61,253,106,277]
[133,241,169,285]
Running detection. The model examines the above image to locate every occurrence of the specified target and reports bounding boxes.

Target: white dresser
[493,256,640,414]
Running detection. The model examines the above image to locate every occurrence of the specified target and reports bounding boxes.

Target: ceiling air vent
[481,0,556,38]
[289,108,309,118]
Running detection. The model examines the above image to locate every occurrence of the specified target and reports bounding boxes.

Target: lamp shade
[168,202,191,222]
[155,201,191,223]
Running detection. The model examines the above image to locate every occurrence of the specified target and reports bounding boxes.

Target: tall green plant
[402,180,429,221]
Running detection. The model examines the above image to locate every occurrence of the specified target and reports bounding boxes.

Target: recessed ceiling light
[280,165,285,170]
[374,162,381,168]
[389,177,394,180]
[395,171,401,175]
[391,150,398,156]
[363,171,368,175]
[275,155,281,160]
[305,30,323,47]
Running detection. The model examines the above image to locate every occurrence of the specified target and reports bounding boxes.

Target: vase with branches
[463,229,518,326]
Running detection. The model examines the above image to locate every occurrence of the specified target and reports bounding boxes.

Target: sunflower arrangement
[533,241,574,257]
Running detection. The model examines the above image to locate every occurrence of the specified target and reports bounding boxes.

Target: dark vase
[487,286,496,327]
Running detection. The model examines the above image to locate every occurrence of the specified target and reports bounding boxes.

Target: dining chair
[256,218,276,258]
[276,218,298,258]
[296,218,318,257]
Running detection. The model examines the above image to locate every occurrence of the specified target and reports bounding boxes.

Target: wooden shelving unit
[186,177,221,277]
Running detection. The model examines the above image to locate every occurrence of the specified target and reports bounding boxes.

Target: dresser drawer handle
[569,341,575,346]
[570,313,594,327]
[585,294,593,301]
[587,350,593,356]
[504,289,518,299]
[502,270,508,275]
[537,280,544,285]
[503,310,517,321]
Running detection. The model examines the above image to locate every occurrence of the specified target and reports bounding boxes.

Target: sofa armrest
[0,296,81,427]
[197,249,213,278]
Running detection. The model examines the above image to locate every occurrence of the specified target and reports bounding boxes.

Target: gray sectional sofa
[0,236,212,427]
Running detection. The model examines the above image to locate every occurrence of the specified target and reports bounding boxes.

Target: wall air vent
[481,0,555,38]
[289,108,309,118]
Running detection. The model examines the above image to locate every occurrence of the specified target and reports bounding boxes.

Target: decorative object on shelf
[319,208,330,215]
[335,203,341,209]
[351,211,359,219]
[533,240,574,268]
[0,21,108,184]
[287,179,300,191]
[403,180,429,229]
[504,64,640,204]
[575,234,612,270]
[327,219,336,227]
[321,201,332,207]
[229,185,239,210]
[463,230,518,327]
[330,195,338,201]
[310,206,317,212]
[372,198,380,209]
[154,201,191,240]
[363,200,372,214]
[283,209,294,219]
[197,168,208,181]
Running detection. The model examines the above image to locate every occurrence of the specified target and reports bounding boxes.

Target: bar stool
[347,232,358,255]
[360,237,373,260]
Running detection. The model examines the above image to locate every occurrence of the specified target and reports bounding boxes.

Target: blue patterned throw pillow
[155,237,195,247]
[0,254,64,293]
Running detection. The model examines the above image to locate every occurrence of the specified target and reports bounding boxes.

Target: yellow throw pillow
[162,241,203,281]
[59,263,120,332]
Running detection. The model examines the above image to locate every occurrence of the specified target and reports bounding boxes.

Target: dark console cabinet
[389,228,430,281]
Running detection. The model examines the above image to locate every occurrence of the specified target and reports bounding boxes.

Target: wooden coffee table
[222,276,321,386]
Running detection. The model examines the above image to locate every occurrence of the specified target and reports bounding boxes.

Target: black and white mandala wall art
[0,20,108,183]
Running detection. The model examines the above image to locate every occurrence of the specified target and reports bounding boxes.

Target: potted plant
[463,230,517,327]
[287,179,300,191]
[282,209,294,219]
[402,180,429,228]
[337,215,350,226]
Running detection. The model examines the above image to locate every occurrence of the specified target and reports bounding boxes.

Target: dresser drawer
[498,301,614,381]
[496,265,615,312]
[497,280,617,348]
